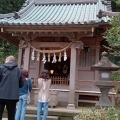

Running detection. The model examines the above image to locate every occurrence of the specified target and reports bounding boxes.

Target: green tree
[0,39,18,64]
[111,0,120,12]
[104,14,120,56]
[104,0,120,56]
[116,0,120,5]
[0,0,25,64]
[0,0,25,14]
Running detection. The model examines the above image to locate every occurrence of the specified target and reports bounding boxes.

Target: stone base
[95,101,113,109]
[95,81,115,108]
[67,104,75,109]
[49,91,58,108]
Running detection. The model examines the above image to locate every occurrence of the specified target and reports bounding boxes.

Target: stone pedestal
[49,91,58,108]
[34,90,39,105]
[95,81,115,108]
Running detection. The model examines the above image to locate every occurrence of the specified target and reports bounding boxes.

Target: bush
[112,71,120,82]
[74,107,120,120]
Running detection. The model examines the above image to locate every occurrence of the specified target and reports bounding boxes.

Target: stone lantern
[91,51,120,108]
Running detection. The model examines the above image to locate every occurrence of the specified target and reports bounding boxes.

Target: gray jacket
[0,62,23,100]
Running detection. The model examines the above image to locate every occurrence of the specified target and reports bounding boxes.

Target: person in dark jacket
[0,55,23,120]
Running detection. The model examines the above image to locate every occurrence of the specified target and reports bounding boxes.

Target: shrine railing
[50,76,69,85]
[32,76,69,87]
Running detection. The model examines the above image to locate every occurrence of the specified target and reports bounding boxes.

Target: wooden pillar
[95,38,100,81]
[67,43,76,109]
[76,49,80,81]
[36,52,41,78]
[18,48,22,68]
[94,37,100,90]
[23,46,30,71]
[39,53,44,75]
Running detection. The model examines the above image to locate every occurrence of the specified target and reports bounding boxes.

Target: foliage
[112,71,120,82]
[116,0,120,6]
[111,0,120,12]
[104,14,120,56]
[103,0,120,57]
[0,0,25,64]
[0,0,25,14]
[0,39,18,65]
[117,87,120,94]
[112,72,120,94]
[74,107,120,120]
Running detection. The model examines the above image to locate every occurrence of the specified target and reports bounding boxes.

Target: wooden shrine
[0,0,119,108]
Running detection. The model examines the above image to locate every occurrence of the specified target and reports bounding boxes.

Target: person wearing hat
[37,69,51,120]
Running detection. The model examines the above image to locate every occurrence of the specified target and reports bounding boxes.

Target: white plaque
[101,72,109,78]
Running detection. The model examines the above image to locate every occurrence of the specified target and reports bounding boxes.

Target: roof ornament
[19,40,28,49]
[13,12,20,19]
[97,10,106,19]
[75,41,83,49]
[68,32,84,42]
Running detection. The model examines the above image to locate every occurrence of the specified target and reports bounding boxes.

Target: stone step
[25,114,59,120]
[2,115,59,120]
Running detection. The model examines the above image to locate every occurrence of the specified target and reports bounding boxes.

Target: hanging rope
[28,42,73,53]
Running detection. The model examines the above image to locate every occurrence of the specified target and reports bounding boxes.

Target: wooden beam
[11,31,94,40]
[31,42,70,48]
[5,26,96,33]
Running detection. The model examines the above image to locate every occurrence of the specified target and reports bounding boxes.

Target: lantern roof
[92,51,120,71]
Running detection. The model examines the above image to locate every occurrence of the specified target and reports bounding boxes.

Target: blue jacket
[0,62,23,100]
[19,78,32,96]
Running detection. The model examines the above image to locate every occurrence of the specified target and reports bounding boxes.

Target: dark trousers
[0,99,17,120]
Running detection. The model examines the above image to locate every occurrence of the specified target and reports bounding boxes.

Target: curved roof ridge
[34,0,98,5]
[19,0,31,11]
[18,0,35,15]
[0,13,14,19]
[101,10,120,16]
[0,0,114,26]
[0,0,34,19]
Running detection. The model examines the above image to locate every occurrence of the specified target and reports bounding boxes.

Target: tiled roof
[0,0,112,26]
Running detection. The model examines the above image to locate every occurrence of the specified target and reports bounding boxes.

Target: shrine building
[0,0,119,108]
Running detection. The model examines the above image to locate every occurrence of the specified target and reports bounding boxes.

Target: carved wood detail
[14,31,94,44]
[30,42,70,48]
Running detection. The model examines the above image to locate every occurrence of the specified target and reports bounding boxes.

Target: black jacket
[0,62,23,100]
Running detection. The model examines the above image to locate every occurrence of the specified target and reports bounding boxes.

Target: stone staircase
[25,105,80,120]
[2,115,59,120]
[2,105,81,120]
[25,114,59,120]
